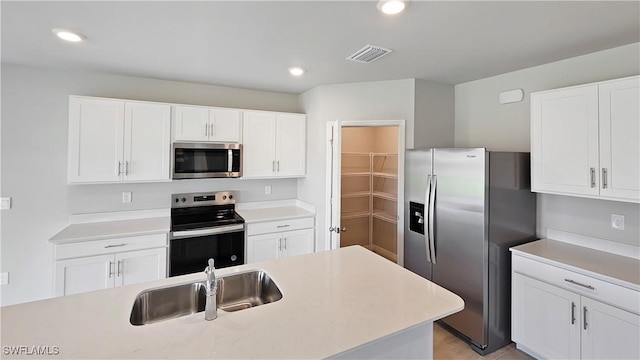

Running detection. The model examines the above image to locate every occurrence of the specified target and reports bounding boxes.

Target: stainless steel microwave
[172,142,242,179]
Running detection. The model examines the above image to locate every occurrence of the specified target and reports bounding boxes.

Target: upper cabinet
[531,76,639,203]
[68,96,171,184]
[242,111,306,178]
[173,105,241,143]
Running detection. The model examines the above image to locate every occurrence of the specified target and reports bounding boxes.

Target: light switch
[0,272,8,285]
[611,214,625,230]
[265,185,272,195]
[122,192,132,203]
[0,197,11,210]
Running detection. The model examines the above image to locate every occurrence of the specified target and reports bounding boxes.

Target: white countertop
[49,216,170,244]
[236,205,314,223]
[1,246,463,359]
[511,239,640,291]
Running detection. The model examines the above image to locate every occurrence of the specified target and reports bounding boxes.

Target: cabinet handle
[272,161,276,173]
[104,243,127,248]
[277,224,290,228]
[204,122,208,137]
[117,161,122,176]
[283,238,287,250]
[602,168,608,189]
[590,168,596,188]
[116,260,123,277]
[583,306,588,330]
[564,278,595,290]
[125,161,130,176]
[278,238,282,251]
[571,302,576,325]
[277,160,280,172]
[209,123,214,138]
[108,261,114,278]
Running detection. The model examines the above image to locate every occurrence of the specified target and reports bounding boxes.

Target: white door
[115,248,167,287]
[247,233,281,263]
[243,111,276,177]
[173,105,209,141]
[275,113,306,177]
[599,77,640,201]
[531,85,600,196]
[210,108,242,142]
[581,296,640,360]
[123,102,171,182]
[68,97,124,183]
[512,274,581,359]
[328,120,343,249]
[282,229,314,258]
[55,254,115,296]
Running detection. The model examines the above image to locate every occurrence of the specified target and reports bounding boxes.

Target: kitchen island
[1,246,463,359]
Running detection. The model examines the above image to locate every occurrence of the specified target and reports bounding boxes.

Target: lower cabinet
[246,217,314,263]
[54,234,167,296]
[512,255,640,360]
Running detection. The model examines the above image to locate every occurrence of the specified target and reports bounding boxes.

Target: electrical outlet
[611,214,625,230]
[265,185,272,195]
[0,197,11,210]
[122,192,132,203]
[0,272,8,285]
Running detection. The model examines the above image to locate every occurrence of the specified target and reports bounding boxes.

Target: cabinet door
[512,273,581,359]
[581,297,640,360]
[173,105,209,141]
[55,254,115,296]
[68,97,124,183]
[247,233,281,263]
[275,113,306,177]
[242,111,276,177]
[114,248,167,287]
[282,228,314,258]
[123,102,171,182]
[531,86,600,196]
[599,77,640,202]
[210,108,242,142]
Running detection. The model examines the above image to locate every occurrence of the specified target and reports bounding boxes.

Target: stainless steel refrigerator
[404,148,536,355]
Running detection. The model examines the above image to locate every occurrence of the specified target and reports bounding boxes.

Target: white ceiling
[2,1,639,94]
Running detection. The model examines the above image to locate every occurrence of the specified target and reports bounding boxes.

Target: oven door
[169,224,245,277]
[173,142,241,179]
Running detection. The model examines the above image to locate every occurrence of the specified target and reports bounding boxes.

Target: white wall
[0,63,301,306]
[454,43,640,246]
[299,79,454,252]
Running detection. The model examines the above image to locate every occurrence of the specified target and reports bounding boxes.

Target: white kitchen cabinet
[531,75,639,203]
[54,234,167,297]
[68,96,171,184]
[242,110,306,178]
[246,217,314,263]
[512,252,640,360]
[173,105,241,143]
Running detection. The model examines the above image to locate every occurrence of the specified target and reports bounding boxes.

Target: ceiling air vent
[346,44,393,64]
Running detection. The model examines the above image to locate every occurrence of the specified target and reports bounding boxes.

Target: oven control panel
[171,191,236,208]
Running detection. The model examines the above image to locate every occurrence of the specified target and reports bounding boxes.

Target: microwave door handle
[228,150,233,172]
[424,175,432,263]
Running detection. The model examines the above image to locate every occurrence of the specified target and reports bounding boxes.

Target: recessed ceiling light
[52,29,85,42]
[377,0,407,15]
[289,67,305,76]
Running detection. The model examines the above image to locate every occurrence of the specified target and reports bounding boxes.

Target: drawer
[55,233,167,260]
[513,254,640,314]
[246,217,314,236]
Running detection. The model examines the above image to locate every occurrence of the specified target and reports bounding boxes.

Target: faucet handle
[208,258,215,271]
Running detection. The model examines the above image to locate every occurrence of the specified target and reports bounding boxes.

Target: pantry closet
[340,126,398,262]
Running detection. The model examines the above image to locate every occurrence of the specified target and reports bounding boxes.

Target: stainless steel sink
[130,270,283,325]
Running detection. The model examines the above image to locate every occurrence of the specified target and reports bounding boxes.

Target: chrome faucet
[204,258,218,321]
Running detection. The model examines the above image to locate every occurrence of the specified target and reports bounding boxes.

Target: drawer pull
[571,302,576,325]
[565,278,595,290]
[104,243,127,249]
[277,225,290,228]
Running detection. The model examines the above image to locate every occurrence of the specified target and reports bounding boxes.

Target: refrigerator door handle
[429,175,437,264]
[424,175,432,262]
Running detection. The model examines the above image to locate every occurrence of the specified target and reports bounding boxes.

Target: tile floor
[433,323,535,360]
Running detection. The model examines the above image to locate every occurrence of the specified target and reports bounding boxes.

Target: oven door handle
[170,224,245,240]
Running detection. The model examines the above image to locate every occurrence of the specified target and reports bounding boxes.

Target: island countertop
[1,246,463,359]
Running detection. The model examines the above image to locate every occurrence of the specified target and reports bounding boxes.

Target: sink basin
[130,270,282,326]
